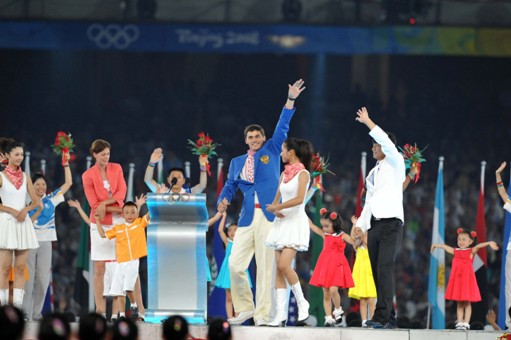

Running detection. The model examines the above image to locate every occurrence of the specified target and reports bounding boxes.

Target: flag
[73,200,90,313]
[472,161,488,324]
[498,167,511,329]
[208,159,227,318]
[309,190,326,325]
[428,157,445,329]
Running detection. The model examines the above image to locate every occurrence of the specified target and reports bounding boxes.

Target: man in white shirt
[496,161,511,329]
[353,107,405,329]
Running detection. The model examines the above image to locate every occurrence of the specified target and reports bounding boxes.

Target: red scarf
[4,166,23,190]
[283,163,305,183]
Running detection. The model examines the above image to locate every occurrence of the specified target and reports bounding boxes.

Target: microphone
[170,177,178,189]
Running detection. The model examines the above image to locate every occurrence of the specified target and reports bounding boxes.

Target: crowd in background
[1,51,510,327]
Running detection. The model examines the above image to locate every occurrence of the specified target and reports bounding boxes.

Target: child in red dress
[431,228,499,330]
[309,208,359,327]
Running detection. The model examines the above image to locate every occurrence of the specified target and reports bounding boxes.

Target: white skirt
[265,209,310,252]
[90,215,124,261]
[0,212,39,250]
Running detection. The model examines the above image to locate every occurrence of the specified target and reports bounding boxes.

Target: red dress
[310,233,354,288]
[445,248,481,302]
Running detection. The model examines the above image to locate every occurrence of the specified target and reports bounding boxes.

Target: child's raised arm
[350,215,364,246]
[496,162,510,204]
[68,199,91,225]
[135,194,150,222]
[208,211,223,228]
[431,243,454,255]
[472,241,499,255]
[217,213,229,247]
[308,218,324,239]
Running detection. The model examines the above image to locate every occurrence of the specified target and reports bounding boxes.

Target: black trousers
[367,217,403,324]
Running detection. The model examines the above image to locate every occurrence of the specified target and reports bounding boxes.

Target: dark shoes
[365,319,397,329]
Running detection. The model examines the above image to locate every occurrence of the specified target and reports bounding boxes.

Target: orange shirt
[106,216,149,263]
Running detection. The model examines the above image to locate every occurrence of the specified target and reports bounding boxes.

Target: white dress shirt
[356,125,406,232]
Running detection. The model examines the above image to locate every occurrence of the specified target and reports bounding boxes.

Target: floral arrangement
[52,132,75,166]
[187,132,220,176]
[399,143,427,183]
[310,152,335,191]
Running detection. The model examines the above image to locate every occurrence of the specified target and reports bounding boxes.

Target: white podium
[145,193,208,324]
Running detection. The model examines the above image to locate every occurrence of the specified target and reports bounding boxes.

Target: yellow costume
[348,247,377,299]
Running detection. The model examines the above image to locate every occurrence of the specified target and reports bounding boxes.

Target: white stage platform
[22,322,506,340]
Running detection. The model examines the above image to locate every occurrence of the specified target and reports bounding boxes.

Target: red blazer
[82,163,127,225]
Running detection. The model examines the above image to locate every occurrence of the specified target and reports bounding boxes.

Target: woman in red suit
[82,139,126,315]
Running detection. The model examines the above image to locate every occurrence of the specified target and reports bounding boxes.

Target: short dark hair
[32,172,47,184]
[244,124,265,138]
[111,318,138,340]
[0,305,25,340]
[167,167,185,179]
[123,201,138,210]
[38,313,72,340]
[163,315,189,340]
[207,318,232,340]
[78,313,107,339]
[372,131,397,146]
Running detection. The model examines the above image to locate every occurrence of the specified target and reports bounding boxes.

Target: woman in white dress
[0,139,40,308]
[265,137,313,327]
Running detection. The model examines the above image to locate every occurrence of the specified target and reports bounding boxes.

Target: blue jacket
[218,107,295,227]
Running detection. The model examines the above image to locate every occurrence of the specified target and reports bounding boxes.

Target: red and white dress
[445,248,481,302]
[310,232,354,288]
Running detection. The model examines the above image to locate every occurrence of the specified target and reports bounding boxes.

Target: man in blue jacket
[218,79,305,326]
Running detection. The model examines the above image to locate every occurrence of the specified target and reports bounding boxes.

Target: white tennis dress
[0,172,39,250]
[265,169,310,252]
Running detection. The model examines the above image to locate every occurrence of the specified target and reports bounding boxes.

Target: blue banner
[1,20,511,56]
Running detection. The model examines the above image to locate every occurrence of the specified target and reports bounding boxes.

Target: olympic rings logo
[87,24,140,50]
[161,193,191,204]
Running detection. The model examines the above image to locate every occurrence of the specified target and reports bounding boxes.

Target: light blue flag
[428,157,445,329]
[498,168,511,329]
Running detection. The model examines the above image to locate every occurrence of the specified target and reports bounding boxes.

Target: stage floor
[23,322,506,340]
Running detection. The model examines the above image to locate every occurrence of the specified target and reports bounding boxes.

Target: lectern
[144,193,208,324]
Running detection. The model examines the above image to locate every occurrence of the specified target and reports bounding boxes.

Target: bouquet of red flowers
[187,132,220,176]
[310,152,335,191]
[399,143,427,183]
[52,131,75,166]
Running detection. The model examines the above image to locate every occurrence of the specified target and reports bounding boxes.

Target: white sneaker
[324,316,336,327]
[228,310,254,325]
[333,308,344,324]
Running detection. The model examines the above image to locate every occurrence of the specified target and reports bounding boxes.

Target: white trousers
[229,209,275,322]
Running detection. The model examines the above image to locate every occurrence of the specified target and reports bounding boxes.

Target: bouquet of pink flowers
[399,143,427,183]
[52,131,75,166]
[187,132,220,176]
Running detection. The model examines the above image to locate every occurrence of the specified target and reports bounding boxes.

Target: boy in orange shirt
[96,197,149,321]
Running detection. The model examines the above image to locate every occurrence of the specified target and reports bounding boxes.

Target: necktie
[246,150,255,183]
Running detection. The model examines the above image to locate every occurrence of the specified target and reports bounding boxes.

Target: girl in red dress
[431,228,499,330]
[309,208,359,327]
